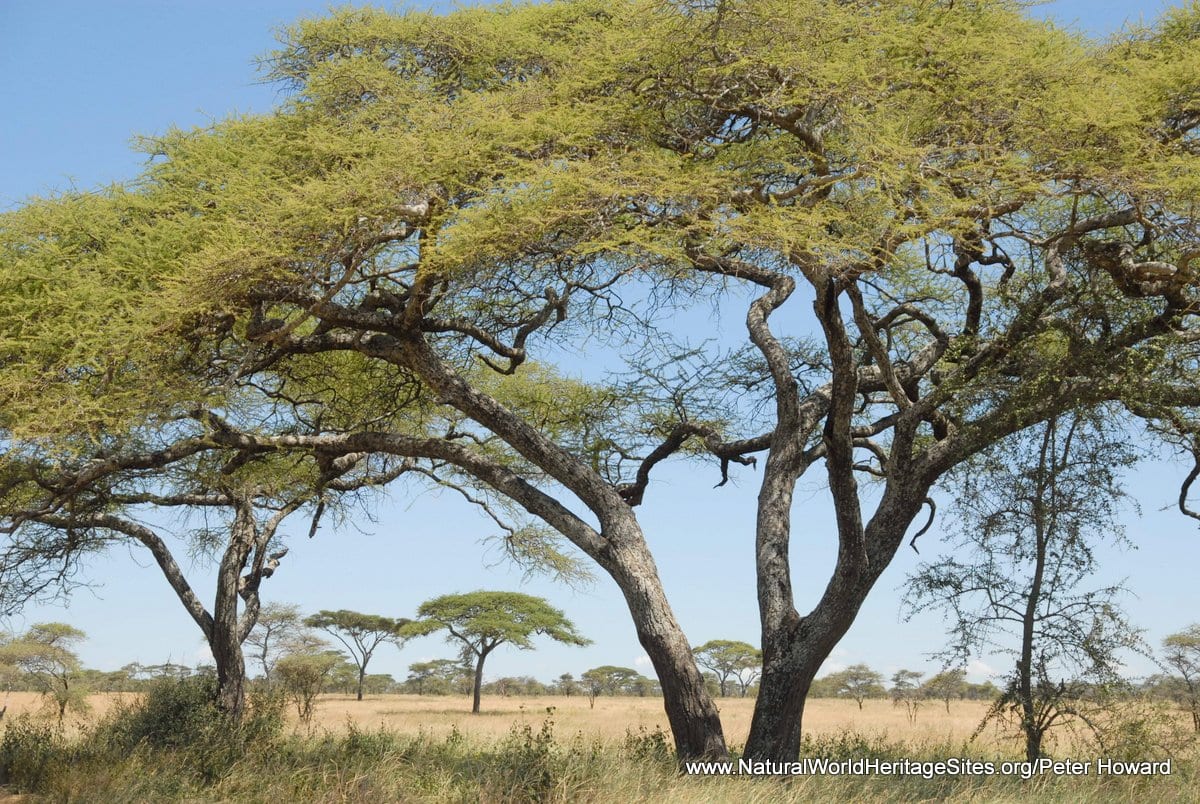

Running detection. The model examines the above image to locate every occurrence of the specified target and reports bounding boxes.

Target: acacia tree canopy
[406,590,589,713]
[1,0,1199,762]
[304,609,410,701]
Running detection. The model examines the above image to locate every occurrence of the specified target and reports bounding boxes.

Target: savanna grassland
[3,688,1196,803]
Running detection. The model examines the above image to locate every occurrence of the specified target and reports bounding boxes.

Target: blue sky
[2,1,1196,694]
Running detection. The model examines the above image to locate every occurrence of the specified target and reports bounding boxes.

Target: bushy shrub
[0,715,66,791]
[87,674,284,784]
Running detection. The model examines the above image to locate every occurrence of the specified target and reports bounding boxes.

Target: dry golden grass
[0,691,1127,757]
[301,693,1003,749]
[6,690,999,748]
[1,691,135,733]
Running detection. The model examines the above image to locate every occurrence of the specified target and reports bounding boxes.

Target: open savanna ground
[3,687,1198,803]
[307,694,1005,750]
[4,691,999,747]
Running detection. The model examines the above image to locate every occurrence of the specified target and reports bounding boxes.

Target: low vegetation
[1,681,1196,803]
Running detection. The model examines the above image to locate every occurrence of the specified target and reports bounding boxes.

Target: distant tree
[582,665,647,701]
[629,675,656,697]
[806,675,839,699]
[406,591,589,713]
[276,649,343,723]
[406,659,469,696]
[556,672,579,698]
[361,673,397,696]
[923,669,968,713]
[0,623,89,725]
[963,681,1002,702]
[305,610,410,701]
[692,640,762,698]
[891,670,923,723]
[906,413,1143,761]
[245,602,305,684]
[1162,624,1200,732]
[825,664,885,710]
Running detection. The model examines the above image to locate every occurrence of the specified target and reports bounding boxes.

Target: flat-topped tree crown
[304,609,411,701]
[406,590,589,713]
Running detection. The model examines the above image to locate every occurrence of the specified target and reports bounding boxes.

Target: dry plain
[3,690,1011,750]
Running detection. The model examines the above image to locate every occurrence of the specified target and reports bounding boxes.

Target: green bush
[0,715,67,791]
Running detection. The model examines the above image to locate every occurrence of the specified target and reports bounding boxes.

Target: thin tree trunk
[357,667,366,701]
[1020,424,1055,762]
[471,651,487,714]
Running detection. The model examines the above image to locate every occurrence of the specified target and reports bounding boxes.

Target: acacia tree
[1162,625,1200,733]
[1,0,1199,762]
[244,601,305,684]
[582,666,644,698]
[693,640,762,697]
[824,664,885,710]
[0,623,89,725]
[0,446,400,720]
[406,591,589,713]
[304,609,410,700]
[923,669,967,714]
[906,414,1143,760]
[891,670,923,723]
[406,659,470,695]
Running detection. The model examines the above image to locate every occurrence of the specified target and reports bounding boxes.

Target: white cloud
[966,659,995,682]
[634,654,652,668]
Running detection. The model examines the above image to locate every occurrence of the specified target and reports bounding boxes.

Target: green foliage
[0,622,90,724]
[407,591,590,652]
[822,664,887,709]
[276,650,343,722]
[582,666,646,697]
[692,640,761,697]
[0,715,65,791]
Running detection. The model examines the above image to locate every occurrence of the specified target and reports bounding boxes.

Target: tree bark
[471,648,490,714]
[210,505,255,721]
[605,530,728,761]
[745,485,929,760]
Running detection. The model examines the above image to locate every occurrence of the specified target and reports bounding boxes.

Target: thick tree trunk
[606,533,728,762]
[357,667,366,701]
[211,510,254,721]
[745,487,928,760]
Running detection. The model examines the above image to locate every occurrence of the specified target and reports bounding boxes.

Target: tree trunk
[471,651,487,714]
[357,666,366,701]
[1020,427,1053,762]
[605,533,728,761]
[211,509,254,721]
[745,487,928,761]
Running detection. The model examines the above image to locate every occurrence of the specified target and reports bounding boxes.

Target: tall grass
[1,687,1196,803]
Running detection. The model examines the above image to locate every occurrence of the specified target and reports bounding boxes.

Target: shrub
[0,715,66,791]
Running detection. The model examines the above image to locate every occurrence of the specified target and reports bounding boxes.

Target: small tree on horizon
[692,640,762,698]
[1162,625,1200,733]
[824,664,885,710]
[891,669,924,723]
[405,591,589,713]
[0,623,90,726]
[304,610,410,701]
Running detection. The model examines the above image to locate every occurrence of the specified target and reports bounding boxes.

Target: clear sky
[1,1,1195,694]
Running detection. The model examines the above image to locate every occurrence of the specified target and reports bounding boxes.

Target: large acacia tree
[2,0,1199,761]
